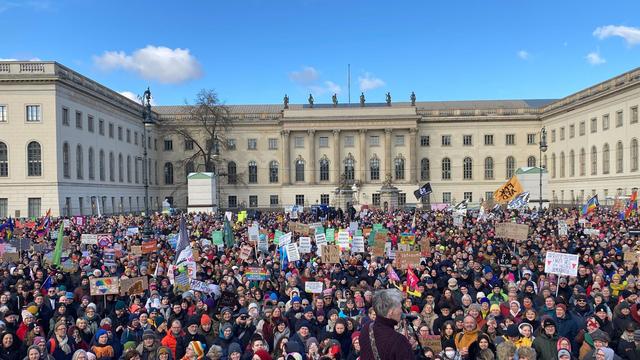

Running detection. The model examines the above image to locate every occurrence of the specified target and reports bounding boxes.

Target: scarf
[57,335,71,355]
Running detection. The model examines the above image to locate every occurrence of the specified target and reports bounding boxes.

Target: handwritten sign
[189,279,217,294]
[126,227,139,236]
[321,245,340,263]
[351,236,365,253]
[120,276,148,296]
[286,242,300,262]
[495,223,529,241]
[141,240,157,254]
[278,232,292,247]
[174,273,190,292]
[315,233,327,256]
[90,277,120,295]
[245,267,269,281]
[337,231,351,250]
[558,220,568,236]
[396,251,421,269]
[298,237,311,254]
[305,281,323,294]
[248,223,259,243]
[422,335,442,353]
[544,251,579,277]
[130,245,142,257]
[81,234,98,245]
[400,233,416,245]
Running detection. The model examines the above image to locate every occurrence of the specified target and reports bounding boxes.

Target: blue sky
[2,0,640,106]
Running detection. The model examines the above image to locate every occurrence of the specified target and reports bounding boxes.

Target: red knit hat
[200,314,211,326]
[253,349,272,360]
[351,331,361,342]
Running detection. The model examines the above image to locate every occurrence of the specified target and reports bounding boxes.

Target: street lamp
[539,127,548,213]
[141,87,153,236]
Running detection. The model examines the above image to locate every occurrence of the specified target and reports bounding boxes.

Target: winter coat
[532,331,558,360]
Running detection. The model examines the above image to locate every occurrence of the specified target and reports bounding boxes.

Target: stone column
[307,130,316,185]
[409,128,417,184]
[281,130,290,185]
[359,129,367,183]
[384,128,392,179]
[332,129,341,184]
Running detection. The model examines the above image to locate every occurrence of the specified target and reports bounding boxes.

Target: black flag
[413,183,433,200]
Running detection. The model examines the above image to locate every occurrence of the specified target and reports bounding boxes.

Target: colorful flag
[41,275,53,290]
[52,223,64,267]
[580,195,599,217]
[0,217,14,240]
[623,191,638,220]
[174,216,189,263]
[493,176,524,204]
[223,218,234,248]
[407,266,419,291]
[36,209,51,237]
[410,211,417,233]
[387,265,400,283]
[507,192,530,210]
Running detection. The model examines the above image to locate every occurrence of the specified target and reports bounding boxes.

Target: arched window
[62,143,70,178]
[484,157,494,180]
[463,157,473,180]
[579,148,586,176]
[569,150,575,177]
[185,161,195,180]
[394,156,405,180]
[320,157,330,181]
[227,161,237,184]
[135,159,140,183]
[164,162,174,185]
[248,161,257,183]
[99,150,105,181]
[76,145,83,179]
[0,142,7,177]
[109,152,115,181]
[344,155,355,181]
[269,161,279,183]
[88,147,95,180]
[441,158,451,180]
[616,141,623,173]
[27,141,42,176]
[551,153,556,178]
[370,156,380,180]
[118,153,123,182]
[591,146,597,175]
[527,156,536,168]
[295,158,305,182]
[506,156,516,178]
[602,143,610,174]
[420,158,430,181]
[631,138,639,172]
[126,155,132,182]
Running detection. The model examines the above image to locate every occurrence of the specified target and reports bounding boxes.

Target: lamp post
[141,87,153,236]
[539,127,548,213]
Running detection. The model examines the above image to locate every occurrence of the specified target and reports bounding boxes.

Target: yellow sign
[493,176,524,204]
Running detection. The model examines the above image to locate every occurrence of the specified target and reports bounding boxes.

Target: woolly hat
[21,310,34,320]
[305,337,319,352]
[115,300,126,310]
[95,329,108,341]
[253,349,272,360]
[291,296,301,304]
[33,337,45,345]
[200,314,211,326]
[187,316,199,327]
[490,304,500,312]
[591,329,609,342]
[351,331,361,342]
[505,324,519,337]
[295,319,311,332]
[558,349,571,358]
[142,329,156,340]
[154,315,165,328]
[189,341,205,358]
[227,342,242,355]
[157,347,171,356]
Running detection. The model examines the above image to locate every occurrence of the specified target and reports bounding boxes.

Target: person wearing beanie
[226,342,241,359]
[532,318,559,360]
[112,301,129,338]
[155,346,172,360]
[347,331,361,360]
[285,296,303,330]
[554,302,578,351]
[137,329,160,360]
[91,329,115,360]
[181,341,204,360]
[121,314,143,347]
[183,317,207,350]
[212,323,238,360]
[252,349,271,360]
[198,315,216,349]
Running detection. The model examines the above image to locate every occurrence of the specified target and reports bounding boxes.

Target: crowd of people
[0,204,639,360]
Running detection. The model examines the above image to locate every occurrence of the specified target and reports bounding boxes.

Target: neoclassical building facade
[0,61,638,216]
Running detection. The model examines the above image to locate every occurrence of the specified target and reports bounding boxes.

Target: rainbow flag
[580,195,599,217]
[623,191,638,220]
[36,208,52,237]
[0,217,14,240]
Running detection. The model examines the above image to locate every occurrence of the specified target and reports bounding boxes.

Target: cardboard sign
[372,246,385,258]
[494,223,529,241]
[321,245,340,263]
[81,234,98,245]
[286,242,300,262]
[396,251,421,269]
[305,281,323,294]
[624,251,640,264]
[245,267,269,281]
[90,277,120,295]
[374,231,388,243]
[315,233,327,256]
[298,237,311,254]
[130,245,142,257]
[422,335,442,353]
[544,251,579,277]
[3,251,20,263]
[351,236,365,253]
[141,240,157,254]
[120,276,148,296]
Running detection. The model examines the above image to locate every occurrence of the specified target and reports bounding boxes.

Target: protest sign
[558,220,568,236]
[141,240,157,254]
[351,236,365,253]
[120,276,148,296]
[321,245,340,263]
[278,232,292,247]
[544,251,579,277]
[189,279,216,294]
[257,234,269,253]
[315,233,327,256]
[63,219,71,228]
[298,237,311,254]
[130,245,142,257]
[103,249,116,267]
[126,227,139,236]
[248,223,259,243]
[245,267,269,281]
[174,273,190,292]
[493,176,524,204]
[239,245,252,260]
[494,223,529,241]
[453,216,463,227]
[400,233,416,245]
[372,245,385,258]
[374,231,388,243]
[349,221,358,234]
[337,231,350,250]
[286,242,300,262]
[90,277,119,295]
[212,231,223,246]
[584,228,600,236]
[305,281,323,294]
[81,234,98,245]
[396,251,421,269]
[423,335,442,353]
[61,259,77,273]
[97,234,113,248]
[326,228,335,243]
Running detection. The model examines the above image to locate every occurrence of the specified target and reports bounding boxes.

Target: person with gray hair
[359,289,415,360]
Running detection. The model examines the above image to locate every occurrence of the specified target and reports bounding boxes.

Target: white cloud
[323,81,342,94]
[517,50,529,60]
[0,57,41,61]
[288,66,319,85]
[93,45,203,84]
[358,72,385,92]
[119,91,157,106]
[586,51,606,65]
[593,25,640,46]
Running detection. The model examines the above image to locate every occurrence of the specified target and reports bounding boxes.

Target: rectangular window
[134,132,138,145]
[420,135,430,147]
[269,138,278,150]
[154,139,157,151]
[26,105,41,122]
[344,135,354,147]
[294,136,305,148]
[88,116,94,132]
[591,118,597,133]
[61,107,69,125]
[0,105,6,122]
[228,196,237,208]
[320,194,330,205]
[78,197,84,215]
[75,111,82,129]
[28,198,41,218]
[569,124,575,138]
[99,119,105,135]
[227,139,236,150]
[248,138,257,150]
[551,129,556,142]
[370,135,380,146]
[295,195,305,206]
[560,127,565,140]
[270,195,279,207]
[464,192,473,202]
[163,139,173,151]
[372,193,381,206]
[632,106,638,124]
[442,192,451,204]
[398,193,406,206]
[463,135,472,146]
[441,135,451,146]
[603,114,610,130]
[506,134,516,145]
[108,123,114,138]
[579,121,585,136]
[0,198,7,218]
[484,134,494,145]
[395,135,405,146]
[126,129,131,143]
[118,126,123,141]
[485,192,493,202]
[184,139,194,150]
[527,133,536,145]
[319,136,329,148]
[249,195,258,208]
[616,110,623,127]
